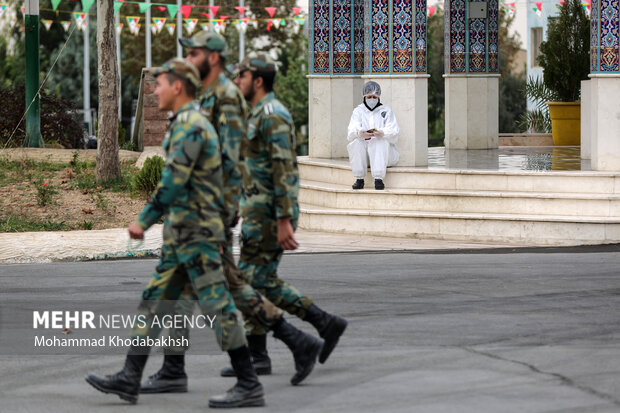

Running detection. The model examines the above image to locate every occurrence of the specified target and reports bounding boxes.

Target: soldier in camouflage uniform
[233,53,348,368]
[141,33,322,392]
[85,59,264,408]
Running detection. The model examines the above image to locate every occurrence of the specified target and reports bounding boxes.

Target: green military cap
[179,31,229,57]
[148,58,202,89]
[237,52,277,74]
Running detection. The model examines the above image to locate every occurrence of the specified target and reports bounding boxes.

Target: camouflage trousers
[164,227,284,352]
[130,240,247,352]
[239,217,313,335]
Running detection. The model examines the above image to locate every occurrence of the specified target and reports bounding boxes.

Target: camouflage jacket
[198,73,247,227]
[137,101,225,243]
[239,92,299,221]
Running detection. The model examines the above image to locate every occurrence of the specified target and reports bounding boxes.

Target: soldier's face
[185,48,210,80]
[154,74,177,111]
[236,70,255,101]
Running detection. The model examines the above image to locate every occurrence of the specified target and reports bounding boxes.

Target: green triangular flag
[51,0,62,11]
[139,3,150,14]
[81,0,95,13]
[167,4,178,19]
[114,1,123,14]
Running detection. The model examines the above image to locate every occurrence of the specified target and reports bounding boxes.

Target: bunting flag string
[126,16,140,35]
[73,12,87,31]
[41,19,53,30]
[0,2,308,35]
[165,23,175,35]
[152,17,166,33]
[184,18,198,35]
[81,0,95,13]
[533,1,542,17]
[181,5,193,19]
[116,23,123,35]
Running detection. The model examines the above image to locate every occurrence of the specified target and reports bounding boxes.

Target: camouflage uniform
[166,35,283,353]
[239,91,313,335]
[130,97,246,352]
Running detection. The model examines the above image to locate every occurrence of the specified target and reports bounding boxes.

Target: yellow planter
[546,101,581,146]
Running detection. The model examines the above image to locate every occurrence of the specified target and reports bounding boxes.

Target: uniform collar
[170,101,196,121]
[251,92,274,116]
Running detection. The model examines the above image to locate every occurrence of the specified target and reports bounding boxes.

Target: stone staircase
[297,157,620,246]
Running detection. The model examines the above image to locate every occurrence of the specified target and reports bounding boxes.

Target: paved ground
[1,250,619,412]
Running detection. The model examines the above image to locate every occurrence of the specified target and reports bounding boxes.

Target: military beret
[237,52,277,74]
[179,31,229,57]
[148,58,202,89]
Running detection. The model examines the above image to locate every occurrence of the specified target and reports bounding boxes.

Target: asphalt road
[1,250,619,412]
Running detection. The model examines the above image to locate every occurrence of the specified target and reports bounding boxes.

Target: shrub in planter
[537,0,589,145]
[538,0,590,103]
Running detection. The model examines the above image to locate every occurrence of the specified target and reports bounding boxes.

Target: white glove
[359,130,373,140]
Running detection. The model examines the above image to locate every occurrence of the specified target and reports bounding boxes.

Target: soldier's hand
[277,218,299,251]
[128,222,145,240]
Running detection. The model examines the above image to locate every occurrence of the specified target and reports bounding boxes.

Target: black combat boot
[272,318,323,385]
[208,346,265,408]
[303,304,348,364]
[85,346,149,404]
[374,179,385,190]
[220,335,272,377]
[140,353,188,393]
[352,179,365,189]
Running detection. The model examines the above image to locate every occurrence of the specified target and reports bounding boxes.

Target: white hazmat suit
[347,103,400,181]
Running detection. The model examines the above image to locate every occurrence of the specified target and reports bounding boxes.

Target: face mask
[364,97,380,111]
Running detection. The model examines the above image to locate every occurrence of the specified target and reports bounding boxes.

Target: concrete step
[298,203,620,246]
[298,157,620,194]
[300,180,620,217]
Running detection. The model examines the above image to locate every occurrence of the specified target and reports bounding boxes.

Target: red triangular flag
[267,20,273,31]
[291,7,302,16]
[181,5,193,19]
[535,2,542,9]
[200,12,210,19]
[220,15,229,21]
[264,7,277,18]
[234,6,246,16]
[157,6,166,12]
[208,6,219,19]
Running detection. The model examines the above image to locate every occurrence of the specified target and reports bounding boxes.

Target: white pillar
[176,0,182,58]
[145,0,151,68]
[363,76,429,166]
[444,75,500,149]
[239,0,245,61]
[308,76,364,159]
[590,75,620,171]
[115,12,122,120]
[581,80,591,160]
[83,13,91,134]
[308,76,429,166]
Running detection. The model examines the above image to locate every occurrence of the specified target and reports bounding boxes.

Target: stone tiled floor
[425,146,590,172]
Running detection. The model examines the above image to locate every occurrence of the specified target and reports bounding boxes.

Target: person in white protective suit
[346,81,399,190]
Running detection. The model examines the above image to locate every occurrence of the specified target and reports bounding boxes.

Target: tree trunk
[95,0,121,183]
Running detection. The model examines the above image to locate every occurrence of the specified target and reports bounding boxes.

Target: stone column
[443,0,499,149]
[308,0,429,166]
[589,0,620,171]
